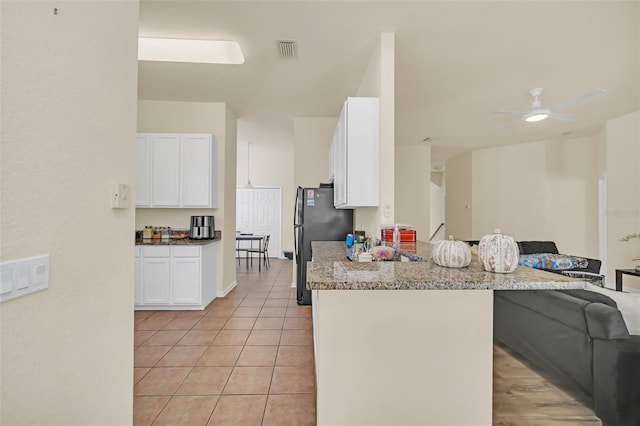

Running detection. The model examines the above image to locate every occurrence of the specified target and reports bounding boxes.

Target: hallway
[134,259,315,425]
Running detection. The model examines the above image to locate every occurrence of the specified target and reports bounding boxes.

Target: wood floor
[493,344,601,425]
[134,259,602,425]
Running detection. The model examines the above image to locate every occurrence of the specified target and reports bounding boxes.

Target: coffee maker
[190,216,215,239]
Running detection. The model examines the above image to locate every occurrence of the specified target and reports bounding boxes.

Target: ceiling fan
[491,87,606,130]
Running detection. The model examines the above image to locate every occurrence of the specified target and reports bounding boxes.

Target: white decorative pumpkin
[432,236,472,268]
[478,229,519,273]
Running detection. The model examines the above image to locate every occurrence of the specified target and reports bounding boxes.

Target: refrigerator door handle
[294,225,301,264]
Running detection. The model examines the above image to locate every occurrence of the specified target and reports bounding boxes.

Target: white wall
[293,117,336,190]
[136,100,238,295]
[1,2,138,424]
[355,33,396,236]
[395,145,431,241]
[223,105,239,289]
[471,141,547,241]
[604,111,640,288]
[543,137,599,257]
[446,134,608,260]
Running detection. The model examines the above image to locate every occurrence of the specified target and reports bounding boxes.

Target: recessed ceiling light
[138,37,245,64]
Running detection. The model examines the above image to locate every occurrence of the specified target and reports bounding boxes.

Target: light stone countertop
[136,231,222,246]
[307,241,586,291]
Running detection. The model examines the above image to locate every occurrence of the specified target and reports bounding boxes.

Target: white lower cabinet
[142,258,171,305]
[171,257,200,305]
[135,243,217,310]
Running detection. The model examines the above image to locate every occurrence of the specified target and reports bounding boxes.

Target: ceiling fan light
[524,112,549,122]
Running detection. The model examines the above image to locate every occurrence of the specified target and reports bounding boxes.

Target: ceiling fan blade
[547,89,606,112]
[495,120,522,131]
[548,113,578,122]
[490,110,527,115]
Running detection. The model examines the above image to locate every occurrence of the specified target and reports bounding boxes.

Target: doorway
[236,187,282,258]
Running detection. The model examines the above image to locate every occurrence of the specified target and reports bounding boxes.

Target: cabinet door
[151,135,180,207]
[335,104,348,206]
[135,135,151,207]
[345,97,379,207]
[141,258,171,305]
[181,134,214,207]
[171,257,201,305]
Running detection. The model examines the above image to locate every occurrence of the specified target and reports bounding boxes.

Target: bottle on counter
[143,226,153,239]
[393,224,400,246]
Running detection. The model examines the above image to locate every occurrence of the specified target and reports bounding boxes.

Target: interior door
[253,188,281,258]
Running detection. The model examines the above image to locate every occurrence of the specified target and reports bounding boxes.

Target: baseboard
[291,281,296,289]
[218,281,238,298]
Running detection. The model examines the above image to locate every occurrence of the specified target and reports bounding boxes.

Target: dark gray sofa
[494,288,640,426]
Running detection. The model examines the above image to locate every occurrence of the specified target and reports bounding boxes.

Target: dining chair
[246,234,270,271]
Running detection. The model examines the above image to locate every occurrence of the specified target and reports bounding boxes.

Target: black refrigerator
[294,186,353,305]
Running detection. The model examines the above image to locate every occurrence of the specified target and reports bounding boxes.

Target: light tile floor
[134,258,600,425]
[134,259,315,426]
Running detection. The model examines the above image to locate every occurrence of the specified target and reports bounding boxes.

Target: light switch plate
[111,182,128,209]
[0,255,50,303]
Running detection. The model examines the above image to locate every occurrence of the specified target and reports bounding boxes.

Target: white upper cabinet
[151,134,181,207]
[181,134,218,207]
[136,133,218,208]
[331,97,379,209]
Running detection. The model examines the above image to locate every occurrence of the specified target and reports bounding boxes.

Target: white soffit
[138,37,245,64]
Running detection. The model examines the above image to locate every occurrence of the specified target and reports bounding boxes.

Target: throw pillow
[519,253,589,270]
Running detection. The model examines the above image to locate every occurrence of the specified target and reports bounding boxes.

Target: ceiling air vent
[278,40,297,58]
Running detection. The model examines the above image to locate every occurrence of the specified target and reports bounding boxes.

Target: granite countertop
[136,231,222,246]
[307,241,586,291]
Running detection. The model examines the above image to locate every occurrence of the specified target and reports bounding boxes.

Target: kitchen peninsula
[307,241,586,426]
[135,231,221,310]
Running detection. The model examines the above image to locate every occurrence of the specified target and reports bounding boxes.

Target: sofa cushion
[496,290,589,331]
[518,241,559,255]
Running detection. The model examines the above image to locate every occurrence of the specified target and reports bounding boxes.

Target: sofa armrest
[585,303,630,340]
[592,336,640,426]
